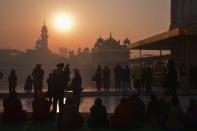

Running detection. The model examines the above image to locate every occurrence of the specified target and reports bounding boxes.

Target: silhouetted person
[122,65,131,91]
[165,96,184,130]
[103,66,110,91]
[113,64,122,90]
[0,72,3,80]
[147,94,161,124]
[57,97,84,130]
[24,75,33,91]
[32,64,44,97]
[8,70,17,94]
[70,68,82,111]
[94,65,102,91]
[133,66,142,94]
[52,63,66,113]
[64,64,71,89]
[186,99,197,129]
[109,97,131,128]
[32,91,51,121]
[46,73,53,103]
[141,67,146,93]
[1,92,28,123]
[163,59,178,95]
[128,94,145,127]
[144,67,153,95]
[87,98,109,127]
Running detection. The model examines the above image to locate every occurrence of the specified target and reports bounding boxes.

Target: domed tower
[95,35,104,47]
[123,37,131,45]
[36,21,49,50]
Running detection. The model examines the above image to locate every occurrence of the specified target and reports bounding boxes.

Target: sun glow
[54,13,74,32]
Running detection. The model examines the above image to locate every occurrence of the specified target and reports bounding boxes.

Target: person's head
[73,68,80,76]
[167,59,175,70]
[36,64,41,69]
[65,64,70,68]
[27,75,31,79]
[11,69,15,74]
[9,91,17,98]
[95,98,102,105]
[97,65,101,70]
[56,63,64,69]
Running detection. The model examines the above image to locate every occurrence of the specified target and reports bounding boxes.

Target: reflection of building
[92,33,130,66]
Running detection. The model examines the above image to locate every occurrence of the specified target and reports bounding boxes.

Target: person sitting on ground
[57,97,84,130]
[147,94,161,124]
[129,93,146,127]
[1,91,28,123]
[158,91,172,126]
[186,98,197,129]
[87,98,109,127]
[32,91,51,121]
[109,97,132,128]
[165,95,185,131]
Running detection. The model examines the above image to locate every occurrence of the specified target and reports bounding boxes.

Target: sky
[0,0,171,53]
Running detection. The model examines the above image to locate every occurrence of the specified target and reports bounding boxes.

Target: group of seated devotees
[2,91,197,131]
[1,91,29,122]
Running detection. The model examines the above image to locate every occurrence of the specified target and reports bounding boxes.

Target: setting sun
[53,13,74,32]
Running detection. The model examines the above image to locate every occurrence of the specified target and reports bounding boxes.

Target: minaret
[40,20,48,49]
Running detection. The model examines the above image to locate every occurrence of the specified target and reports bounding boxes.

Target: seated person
[32,91,51,121]
[109,97,132,128]
[165,96,184,130]
[57,97,84,130]
[186,98,197,129]
[1,91,28,123]
[147,94,161,124]
[87,98,109,127]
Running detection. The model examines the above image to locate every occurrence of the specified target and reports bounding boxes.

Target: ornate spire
[110,32,112,38]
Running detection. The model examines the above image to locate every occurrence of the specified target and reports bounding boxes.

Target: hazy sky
[0,0,170,53]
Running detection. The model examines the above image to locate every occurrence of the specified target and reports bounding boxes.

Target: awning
[128,28,192,50]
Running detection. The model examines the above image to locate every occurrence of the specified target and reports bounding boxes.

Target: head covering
[56,63,64,68]
[73,68,79,74]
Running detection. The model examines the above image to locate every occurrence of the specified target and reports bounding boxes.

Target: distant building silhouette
[92,33,130,66]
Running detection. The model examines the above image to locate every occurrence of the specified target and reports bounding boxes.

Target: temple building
[92,33,130,66]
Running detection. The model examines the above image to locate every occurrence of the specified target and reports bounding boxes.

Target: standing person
[24,75,33,91]
[113,64,122,91]
[163,59,178,95]
[32,64,44,97]
[52,63,66,113]
[133,66,142,94]
[124,65,131,91]
[144,67,153,96]
[94,65,102,91]
[64,64,71,89]
[103,66,110,91]
[70,68,82,111]
[8,70,17,94]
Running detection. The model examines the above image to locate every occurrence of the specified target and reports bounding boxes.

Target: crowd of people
[2,89,197,130]
[1,59,197,131]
